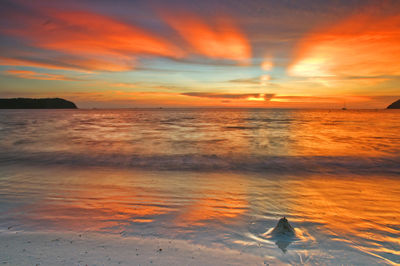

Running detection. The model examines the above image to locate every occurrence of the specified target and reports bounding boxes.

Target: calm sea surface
[0,109,399,264]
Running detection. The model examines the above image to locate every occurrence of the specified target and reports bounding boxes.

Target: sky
[0,0,399,108]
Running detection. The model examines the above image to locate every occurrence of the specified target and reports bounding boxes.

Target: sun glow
[247,94,267,101]
[289,12,400,79]
[261,60,273,71]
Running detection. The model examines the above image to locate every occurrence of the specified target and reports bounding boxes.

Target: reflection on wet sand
[1,165,399,264]
[8,167,249,233]
[289,175,400,264]
[17,170,172,232]
[173,175,248,227]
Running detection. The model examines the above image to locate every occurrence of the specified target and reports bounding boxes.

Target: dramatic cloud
[163,12,251,63]
[289,12,400,79]
[1,1,398,108]
[229,77,260,84]
[229,75,272,86]
[0,56,133,72]
[181,92,274,101]
[4,69,81,81]
[1,7,184,72]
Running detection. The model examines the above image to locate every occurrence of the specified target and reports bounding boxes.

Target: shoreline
[0,230,271,266]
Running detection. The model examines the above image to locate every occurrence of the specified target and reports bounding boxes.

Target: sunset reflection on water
[6,168,250,233]
[0,109,399,264]
[288,175,400,263]
[1,165,399,263]
[1,109,399,158]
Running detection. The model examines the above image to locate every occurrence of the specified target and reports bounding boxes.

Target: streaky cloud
[0,5,184,72]
[163,11,251,63]
[0,56,134,72]
[289,10,400,80]
[181,92,274,100]
[4,69,83,81]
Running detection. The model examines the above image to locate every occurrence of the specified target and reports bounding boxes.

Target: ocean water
[0,109,399,264]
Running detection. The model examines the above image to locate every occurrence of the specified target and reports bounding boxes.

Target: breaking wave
[1,151,399,175]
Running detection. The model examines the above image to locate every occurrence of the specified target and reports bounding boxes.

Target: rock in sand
[271,217,295,236]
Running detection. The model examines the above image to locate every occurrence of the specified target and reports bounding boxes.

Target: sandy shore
[0,230,275,266]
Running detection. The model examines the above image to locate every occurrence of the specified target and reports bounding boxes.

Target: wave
[0,151,399,175]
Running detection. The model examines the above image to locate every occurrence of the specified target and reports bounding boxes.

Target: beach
[0,109,399,265]
[1,230,271,266]
[2,0,400,263]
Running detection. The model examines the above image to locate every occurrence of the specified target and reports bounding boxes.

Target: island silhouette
[0,98,77,109]
[387,99,400,109]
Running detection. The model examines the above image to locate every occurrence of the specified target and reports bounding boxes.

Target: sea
[0,108,399,264]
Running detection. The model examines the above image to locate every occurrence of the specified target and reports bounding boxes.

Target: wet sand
[1,109,399,265]
[0,230,271,266]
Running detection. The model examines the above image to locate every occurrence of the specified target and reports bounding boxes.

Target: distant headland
[387,99,400,109]
[0,98,77,109]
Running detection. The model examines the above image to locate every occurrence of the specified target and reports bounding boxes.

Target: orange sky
[0,0,399,108]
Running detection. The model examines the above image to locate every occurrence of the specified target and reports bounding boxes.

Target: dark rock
[271,217,295,236]
[275,239,291,253]
[0,98,77,109]
[269,217,296,253]
[387,99,400,109]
